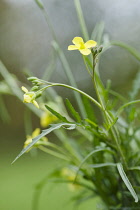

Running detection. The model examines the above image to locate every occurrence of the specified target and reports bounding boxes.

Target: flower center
[79,42,86,50]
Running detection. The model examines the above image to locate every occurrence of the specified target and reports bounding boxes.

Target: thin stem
[91,56,128,169]
[83,55,92,77]
[74,0,89,41]
[117,99,140,116]
[36,82,102,110]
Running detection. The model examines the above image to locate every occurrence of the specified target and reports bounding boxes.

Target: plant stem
[91,55,128,169]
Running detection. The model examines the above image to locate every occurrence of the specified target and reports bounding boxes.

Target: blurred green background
[1,0,140,209]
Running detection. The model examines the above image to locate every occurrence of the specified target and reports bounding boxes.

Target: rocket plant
[12,33,140,209]
[1,0,140,209]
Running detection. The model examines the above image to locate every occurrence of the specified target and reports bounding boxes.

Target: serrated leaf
[65,98,82,123]
[12,123,76,164]
[117,163,138,203]
[45,104,70,123]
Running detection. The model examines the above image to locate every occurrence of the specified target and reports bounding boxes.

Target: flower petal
[23,94,32,103]
[79,49,91,55]
[21,86,28,93]
[33,100,39,109]
[68,45,79,50]
[72,37,84,45]
[85,40,97,48]
[32,128,40,138]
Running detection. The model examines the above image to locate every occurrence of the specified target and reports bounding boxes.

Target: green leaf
[128,166,140,171]
[117,163,138,203]
[45,104,70,123]
[94,71,107,103]
[34,0,44,9]
[74,0,89,41]
[129,70,140,100]
[65,98,82,123]
[111,41,140,61]
[82,95,96,122]
[90,163,116,168]
[106,117,118,131]
[91,22,104,45]
[116,99,140,116]
[91,22,104,41]
[42,51,56,80]
[12,123,76,164]
[75,147,113,181]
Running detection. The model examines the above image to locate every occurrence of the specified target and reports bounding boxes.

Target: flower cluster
[21,86,39,109]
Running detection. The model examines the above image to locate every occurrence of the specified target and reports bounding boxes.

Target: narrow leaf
[82,95,96,122]
[12,123,76,164]
[111,41,140,61]
[45,104,69,123]
[117,163,138,203]
[65,98,82,123]
[117,99,140,116]
[128,166,140,171]
[129,70,140,100]
[34,0,44,9]
[74,0,89,41]
[42,51,56,80]
[75,147,113,181]
[90,163,116,168]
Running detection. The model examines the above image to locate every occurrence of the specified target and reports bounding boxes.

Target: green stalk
[74,0,89,41]
[36,81,102,110]
[90,56,127,169]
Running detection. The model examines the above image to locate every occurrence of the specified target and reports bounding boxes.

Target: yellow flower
[68,37,97,55]
[61,168,81,192]
[21,86,39,109]
[24,128,48,151]
[40,110,58,128]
